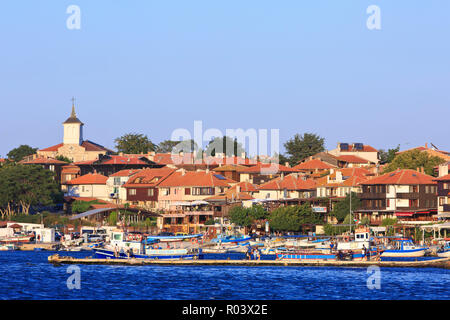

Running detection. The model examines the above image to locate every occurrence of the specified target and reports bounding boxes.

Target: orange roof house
[65,173,109,201]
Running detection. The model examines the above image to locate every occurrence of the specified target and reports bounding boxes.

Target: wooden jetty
[48,254,450,269]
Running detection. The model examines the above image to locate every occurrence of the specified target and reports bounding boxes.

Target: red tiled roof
[258,174,316,191]
[61,165,81,174]
[65,173,108,185]
[231,181,258,192]
[20,157,68,165]
[239,163,299,174]
[39,143,64,152]
[213,164,248,172]
[340,144,378,152]
[337,155,370,164]
[158,170,231,188]
[362,169,436,185]
[434,174,450,181]
[99,155,149,165]
[109,169,142,177]
[293,159,336,170]
[0,158,6,163]
[39,140,110,152]
[123,167,175,188]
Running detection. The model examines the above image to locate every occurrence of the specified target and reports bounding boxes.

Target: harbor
[48,253,450,269]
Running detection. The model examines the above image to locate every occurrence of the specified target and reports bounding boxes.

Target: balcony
[396,192,419,199]
[358,193,386,199]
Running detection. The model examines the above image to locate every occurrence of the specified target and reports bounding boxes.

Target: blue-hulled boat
[93,231,203,260]
[381,239,428,258]
[210,234,252,244]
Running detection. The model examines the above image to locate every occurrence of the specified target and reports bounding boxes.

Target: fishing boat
[276,229,377,261]
[0,234,34,243]
[93,231,202,260]
[436,240,450,258]
[146,233,203,243]
[381,239,428,258]
[210,234,252,244]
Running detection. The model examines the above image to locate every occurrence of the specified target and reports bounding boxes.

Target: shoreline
[48,254,450,269]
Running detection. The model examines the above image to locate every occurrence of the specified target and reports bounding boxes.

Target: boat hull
[276,251,369,261]
[93,248,201,260]
[381,248,427,258]
[437,250,450,258]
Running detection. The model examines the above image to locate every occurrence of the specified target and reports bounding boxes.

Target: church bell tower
[63,99,84,145]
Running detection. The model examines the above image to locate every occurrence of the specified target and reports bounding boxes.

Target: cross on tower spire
[71,97,77,118]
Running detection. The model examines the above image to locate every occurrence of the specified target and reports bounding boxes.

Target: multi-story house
[328,142,379,165]
[255,174,317,200]
[356,169,438,225]
[122,167,176,209]
[106,169,141,204]
[65,173,109,201]
[434,164,450,220]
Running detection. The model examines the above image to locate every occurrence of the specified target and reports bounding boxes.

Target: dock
[48,254,450,269]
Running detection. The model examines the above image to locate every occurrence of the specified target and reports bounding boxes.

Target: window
[185,188,191,195]
[147,189,154,197]
[129,189,136,196]
[114,177,121,185]
[192,187,214,195]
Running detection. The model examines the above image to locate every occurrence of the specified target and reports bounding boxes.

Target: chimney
[438,164,449,177]
[421,167,425,174]
[236,185,241,193]
[241,152,246,159]
[285,162,290,167]
[119,152,123,156]
[425,143,428,149]
[336,171,343,183]
[181,168,186,176]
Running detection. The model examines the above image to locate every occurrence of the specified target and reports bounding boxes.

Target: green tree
[108,211,119,226]
[229,206,253,228]
[378,145,400,164]
[0,165,61,217]
[156,139,197,153]
[330,192,361,223]
[56,155,73,163]
[7,145,38,162]
[269,204,322,232]
[383,149,445,176]
[205,136,245,157]
[283,133,325,166]
[114,133,156,154]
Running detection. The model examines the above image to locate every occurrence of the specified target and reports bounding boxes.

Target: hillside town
[1,105,449,249]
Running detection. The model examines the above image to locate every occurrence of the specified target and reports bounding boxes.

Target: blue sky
[0,1,449,157]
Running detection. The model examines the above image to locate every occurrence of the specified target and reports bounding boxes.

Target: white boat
[381,239,428,258]
[0,244,17,251]
[437,241,450,258]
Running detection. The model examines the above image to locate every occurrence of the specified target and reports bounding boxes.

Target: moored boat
[381,239,428,258]
[436,240,450,258]
[94,231,202,260]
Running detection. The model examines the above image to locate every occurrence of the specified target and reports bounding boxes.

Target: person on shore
[362,245,367,261]
[246,246,252,260]
[256,248,261,260]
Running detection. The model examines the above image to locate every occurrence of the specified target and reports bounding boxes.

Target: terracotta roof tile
[20,157,68,165]
[258,174,316,191]
[293,159,336,170]
[337,155,371,163]
[158,170,231,188]
[123,167,176,187]
[362,169,436,185]
[66,173,108,185]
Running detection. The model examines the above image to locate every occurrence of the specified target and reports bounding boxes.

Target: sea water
[0,251,449,300]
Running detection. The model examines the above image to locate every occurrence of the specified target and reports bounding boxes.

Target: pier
[48,254,450,269]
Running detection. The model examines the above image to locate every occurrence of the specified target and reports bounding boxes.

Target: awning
[395,212,414,217]
[69,207,116,220]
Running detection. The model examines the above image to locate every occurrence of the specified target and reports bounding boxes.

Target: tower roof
[63,103,84,125]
